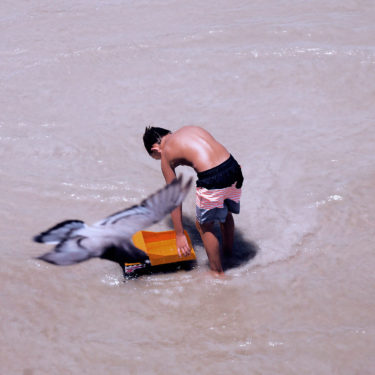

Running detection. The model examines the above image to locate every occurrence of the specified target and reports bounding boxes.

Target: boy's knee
[195,220,204,232]
[195,220,214,233]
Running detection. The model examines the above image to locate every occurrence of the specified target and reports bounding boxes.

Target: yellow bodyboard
[127,230,196,268]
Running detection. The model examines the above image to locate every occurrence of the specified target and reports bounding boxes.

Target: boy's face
[150,144,161,160]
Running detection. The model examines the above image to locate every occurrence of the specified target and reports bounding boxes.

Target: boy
[143,126,243,275]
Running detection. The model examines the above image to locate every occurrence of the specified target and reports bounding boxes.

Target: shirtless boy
[143,126,243,274]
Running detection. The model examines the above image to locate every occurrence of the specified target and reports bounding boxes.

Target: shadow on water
[125,214,258,278]
[167,214,259,272]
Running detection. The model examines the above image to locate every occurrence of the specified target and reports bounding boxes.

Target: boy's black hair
[143,126,171,155]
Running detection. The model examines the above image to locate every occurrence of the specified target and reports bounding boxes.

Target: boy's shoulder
[166,126,201,147]
[172,125,206,138]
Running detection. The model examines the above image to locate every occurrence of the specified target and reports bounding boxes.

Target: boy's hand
[176,233,191,257]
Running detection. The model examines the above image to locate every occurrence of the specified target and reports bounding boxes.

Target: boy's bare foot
[207,269,227,279]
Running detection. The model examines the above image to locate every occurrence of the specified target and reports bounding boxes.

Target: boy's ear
[150,144,162,159]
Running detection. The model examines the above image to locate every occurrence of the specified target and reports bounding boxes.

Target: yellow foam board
[129,230,196,267]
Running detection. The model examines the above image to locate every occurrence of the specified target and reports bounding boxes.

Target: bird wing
[33,220,85,244]
[36,237,91,265]
[94,176,192,236]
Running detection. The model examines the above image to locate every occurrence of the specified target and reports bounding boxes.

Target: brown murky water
[1,1,375,374]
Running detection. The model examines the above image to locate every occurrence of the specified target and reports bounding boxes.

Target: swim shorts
[196,155,243,224]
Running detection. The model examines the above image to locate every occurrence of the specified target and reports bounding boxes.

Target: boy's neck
[160,134,170,149]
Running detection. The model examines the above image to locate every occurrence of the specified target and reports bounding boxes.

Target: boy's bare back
[162,126,230,173]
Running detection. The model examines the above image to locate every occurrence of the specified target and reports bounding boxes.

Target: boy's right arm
[170,205,191,257]
[161,155,176,184]
[161,157,191,257]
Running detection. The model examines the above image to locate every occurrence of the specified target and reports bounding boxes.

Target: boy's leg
[220,212,234,256]
[195,220,223,274]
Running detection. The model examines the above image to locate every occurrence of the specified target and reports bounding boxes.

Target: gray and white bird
[33,176,192,269]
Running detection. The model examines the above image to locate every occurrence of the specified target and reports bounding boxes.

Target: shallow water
[1,1,375,374]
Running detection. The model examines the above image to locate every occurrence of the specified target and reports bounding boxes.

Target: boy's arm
[161,157,191,257]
